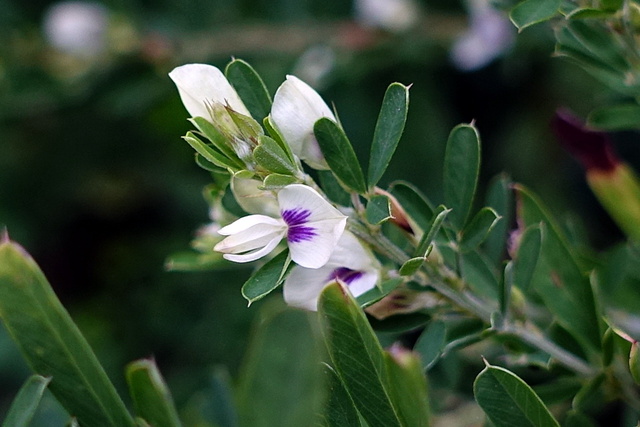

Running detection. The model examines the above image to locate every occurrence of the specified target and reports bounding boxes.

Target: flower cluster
[169,63,381,310]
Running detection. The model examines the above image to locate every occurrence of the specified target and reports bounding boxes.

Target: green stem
[354,218,598,377]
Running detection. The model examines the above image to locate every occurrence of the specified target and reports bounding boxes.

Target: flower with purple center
[284,231,381,311]
[214,184,347,269]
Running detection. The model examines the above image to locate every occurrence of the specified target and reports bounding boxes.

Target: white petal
[283,265,334,311]
[168,64,250,119]
[270,75,335,168]
[346,271,379,297]
[288,218,347,268]
[328,231,380,272]
[230,174,280,217]
[278,184,345,224]
[217,214,283,236]
[222,235,283,263]
[277,185,347,269]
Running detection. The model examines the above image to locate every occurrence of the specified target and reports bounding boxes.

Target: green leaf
[194,153,223,172]
[189,117,243,164]
[366,195,393,225]
[319,282,403,427]
[356,278,403,308]
[225,59,272,121]
[314,118,367,194]
[241,250,292,305]
[183,132,243,171]
[587,104,640,130]
[515,185,602,351]
[443,124,481,230]
[460,207,501,252]
[261,173,298,190]
[459,251,500,302]
[3,375,50,427]
[483,174,513,266]
[510,0,561,31]
[253,135,297,175]
[414,320,446,370]
[563,410,598,427]
[571,373,606,412]
[565,20,628,71]
[318,170,351,206]
[320,365,361,427]
[236,304,325,427]
[389,181,434,232]
[384,349,431,427]
[565,7,616,19]
[414,206,450,257]
[126,359,182,427]
[263,116,296,164]
[0,236,135,427]
[474,362,560,427]
[513,224,542,292]
[399,257,426,276]
[368,83,410,188]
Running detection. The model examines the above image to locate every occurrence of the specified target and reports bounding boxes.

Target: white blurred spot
[451,0,515,71]
[354,0,421,33]
[43,1,108,57]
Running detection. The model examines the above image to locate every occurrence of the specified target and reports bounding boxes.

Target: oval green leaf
[3,375,51,427]
[225,58,272,121]
[241,249,292,305]
[510,0,561,31]
[443,124,480,230]
[314,118,367,194]
[368,83,410,188]
[319,282,403,427]
[474,362,560,427]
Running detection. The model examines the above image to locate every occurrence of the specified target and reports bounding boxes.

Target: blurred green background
[0,0,633,423]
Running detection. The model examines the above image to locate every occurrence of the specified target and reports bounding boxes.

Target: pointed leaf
[241,250,292,305]
[368,83,410,187]
[3,375,51,427]
[389,181,434,232]
[399,257,427,276]
[483,174,513,266]
[513,224,542,292]
[414,206,450,257]
[515,185,602,351]
[460,207,501,252]
[320,365,361,427]
[314,118,367,194]
[474,363,560,427]
[261,173,298,190]
[384,349,430,427]
[443,124,480,230]
[225,59,272,121]
[253,135,297,175]
[319,282,403,427]
[587,104,640,130]
[366,194,393,225]
[414,320,446,370]
[356,278,403,308]
[183,132,243,171]
[236,304,325,427]
[126,359,182,427]
[318,170,351,206]
[189,117,243,164]
[510,0,561,31]
[0,237,135,427]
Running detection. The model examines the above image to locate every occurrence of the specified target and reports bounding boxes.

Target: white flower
[168,63,251,120]
[214,184,347,268]
[283,231,380,311]
[451,0,515,71]
[270,75,335,170]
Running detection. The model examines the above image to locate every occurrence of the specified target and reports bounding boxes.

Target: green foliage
[2,375,50,427]
[474,362,561,427]
[366,194,393,225]
[225,59,272,121]
[0,236,135,427]
[510,0,561,31]
[314,118,368,195]
[126,360,182,427]
[368,83,410,189]
[241,250,292,305]
[443,124,480,230]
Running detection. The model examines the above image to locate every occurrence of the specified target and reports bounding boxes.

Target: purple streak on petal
[282,208,317,243]
[552,108,619,172]
[328,267,364,285]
